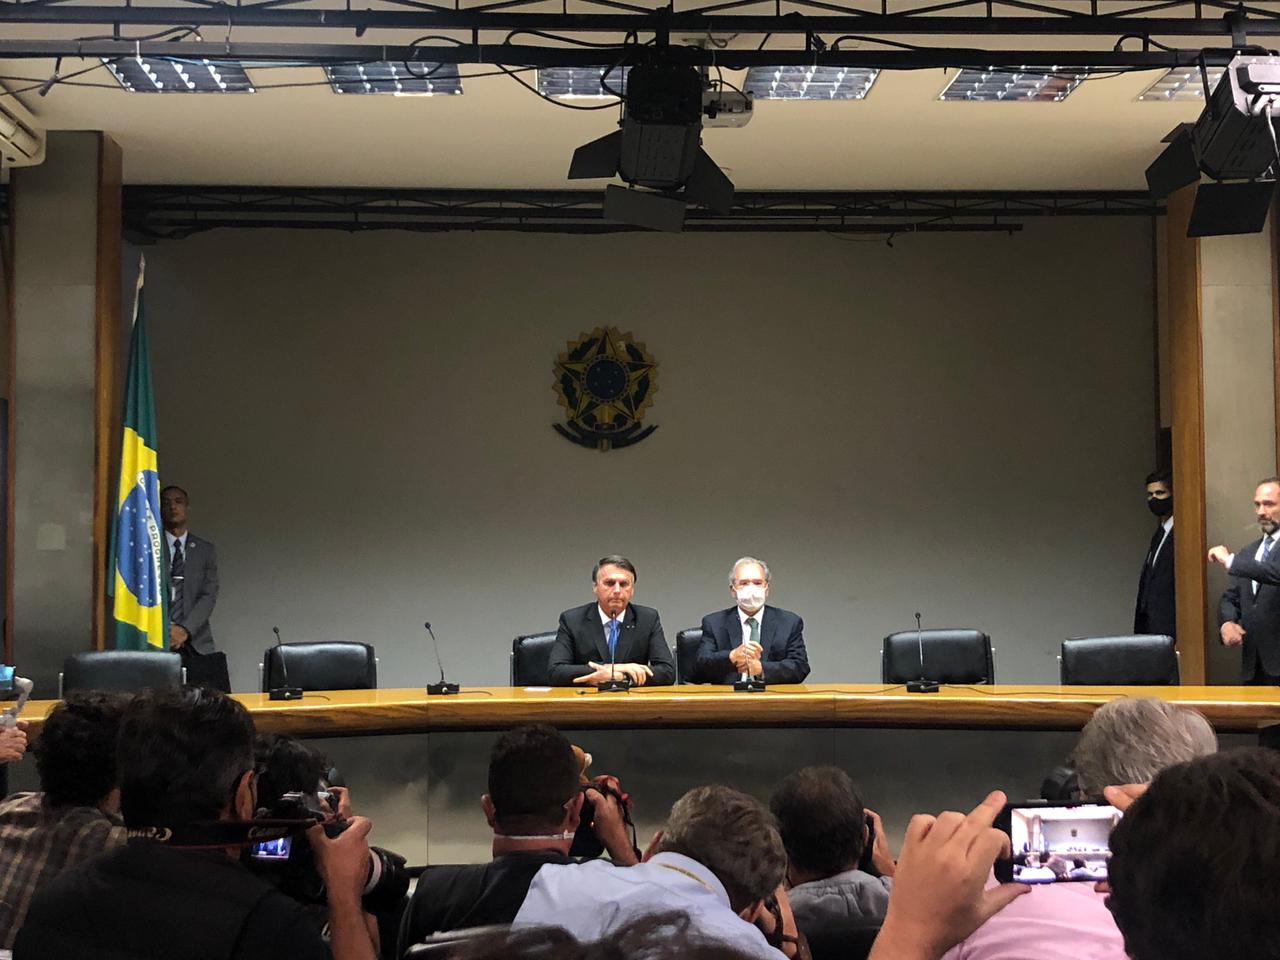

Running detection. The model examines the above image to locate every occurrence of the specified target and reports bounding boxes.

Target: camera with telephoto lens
[246,790,408,910]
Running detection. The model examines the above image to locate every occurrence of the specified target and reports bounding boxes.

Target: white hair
[728,557,771,585]
[1070,697,1218,797]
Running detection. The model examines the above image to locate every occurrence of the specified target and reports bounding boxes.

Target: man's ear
[641,829,664,863]
[565,791,585,832]
[481,794,498,830]
[233,770,256,820]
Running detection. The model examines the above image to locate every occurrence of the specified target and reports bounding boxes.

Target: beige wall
[9,133,103,695]
[142,219,1157,692]
[1202,222,1279,682]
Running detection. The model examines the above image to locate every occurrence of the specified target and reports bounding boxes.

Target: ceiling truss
[117,186,1162,237]
[0,1,1278,66]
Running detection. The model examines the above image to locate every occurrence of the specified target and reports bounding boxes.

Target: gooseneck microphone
[596,617,631,693]
[424,621,460,696]
[268,626,303,701]
[907,611,939,694]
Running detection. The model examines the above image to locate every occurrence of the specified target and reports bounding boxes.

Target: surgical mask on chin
[736,587,766,613]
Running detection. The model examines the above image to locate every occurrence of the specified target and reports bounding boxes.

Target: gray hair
[1070,697,1218,797]
[728,557,771,586]
[656,785,786,912]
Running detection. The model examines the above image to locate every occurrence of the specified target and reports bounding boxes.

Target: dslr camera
[247,790,408,910]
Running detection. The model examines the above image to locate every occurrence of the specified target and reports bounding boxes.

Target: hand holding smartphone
[993,800,1122,884]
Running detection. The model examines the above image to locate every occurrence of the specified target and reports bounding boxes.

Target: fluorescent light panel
[327,62,462,95]
[939,67,1085,101]
[105,58,254,93]
[744,65,878,100]
[537,66,629,99]
[1138,67,1226,102]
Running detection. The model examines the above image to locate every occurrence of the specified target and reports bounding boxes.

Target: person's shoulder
[235,887,329,960]
[630,603,662,623]
[560,602,594,622]
[187,533,217,553]
[765,605,802,625]
[703,606,735,624]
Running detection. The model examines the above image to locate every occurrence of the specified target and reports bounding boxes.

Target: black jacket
[691,605,811,684]
[1220,539,1280,679]
[548,602,675,686]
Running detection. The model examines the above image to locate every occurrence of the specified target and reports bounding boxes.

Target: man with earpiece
[690,557,811,685]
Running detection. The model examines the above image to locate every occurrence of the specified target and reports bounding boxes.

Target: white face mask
[736,586,767,614]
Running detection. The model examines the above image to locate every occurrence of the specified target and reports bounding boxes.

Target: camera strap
[127,818,314,850]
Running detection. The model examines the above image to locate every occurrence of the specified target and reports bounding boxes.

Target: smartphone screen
[250,836,292,860]
[994,801,1121,884]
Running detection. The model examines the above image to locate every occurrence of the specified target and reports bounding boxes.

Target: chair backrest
[1060,635,1179,685]
[882,629,994,684]
[674,628,703,684]
[262,642,377,692]
[404,925,511,959]
[61,650,185,696]
[804,921,881,960]
[511,632,557,686]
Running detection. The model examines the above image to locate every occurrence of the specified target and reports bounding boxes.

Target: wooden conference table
[17,683,1280,738]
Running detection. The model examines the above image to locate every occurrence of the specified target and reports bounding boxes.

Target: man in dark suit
[1134,469,1176,638]
[691,557,810,685]
[397,725,635,955]
[548,556,675,687]
[1209,477,1280,684]
[161,485,227,690]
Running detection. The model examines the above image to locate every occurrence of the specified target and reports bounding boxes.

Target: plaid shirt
[0,792,126,949]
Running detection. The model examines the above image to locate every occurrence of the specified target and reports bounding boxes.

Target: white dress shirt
[513,852,784,960]
[737,606,765,679]
[1150,516,1173,565]
[164,531,189,605]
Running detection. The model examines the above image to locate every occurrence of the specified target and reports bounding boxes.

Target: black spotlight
[1146,55,1280,236]
[568,58,734,232]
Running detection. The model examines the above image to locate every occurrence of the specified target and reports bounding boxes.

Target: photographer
[397,725,635,958]
[251,733,409,958]
[13,687,378,960]
[769,766,895,933]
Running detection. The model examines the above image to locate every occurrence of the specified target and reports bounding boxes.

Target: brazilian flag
[107,279,167,650]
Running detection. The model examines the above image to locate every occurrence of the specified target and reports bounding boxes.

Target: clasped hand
[729,640,764,676]
[573,661,654,686]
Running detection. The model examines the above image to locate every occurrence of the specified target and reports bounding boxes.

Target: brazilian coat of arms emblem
[552,326,659,451]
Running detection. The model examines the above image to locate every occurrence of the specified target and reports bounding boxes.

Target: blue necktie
[607,619,619,660]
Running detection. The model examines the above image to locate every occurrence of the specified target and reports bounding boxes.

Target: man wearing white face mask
[690,558,811,685]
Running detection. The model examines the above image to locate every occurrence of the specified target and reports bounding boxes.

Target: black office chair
[881,629,995,685]
[404,926,511,958]
[804,921,881,960]
[260,642,377,692]
[60,650,185,697]
[1059,635,1179,685]
[675,628,703,684]
[511,632,558,686]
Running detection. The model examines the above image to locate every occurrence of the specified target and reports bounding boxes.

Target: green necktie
[746,617,759,644]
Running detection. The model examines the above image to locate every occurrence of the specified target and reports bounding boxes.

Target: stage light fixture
[1145,55,1280,237]
[567,58,735,232]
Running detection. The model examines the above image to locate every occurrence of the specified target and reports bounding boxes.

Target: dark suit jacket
[548,602,675,686]
[1219,538,1280,679]
[397,850,572,953]
[691,605,811,684]
[165,533,219,654]
[1134,525,1176,638]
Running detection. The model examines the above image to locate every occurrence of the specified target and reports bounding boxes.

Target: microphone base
[733,678,768,693]
[596,678,632,693]
[268,686,304,701]
[907,680,940,693]
[427,681,460,696]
